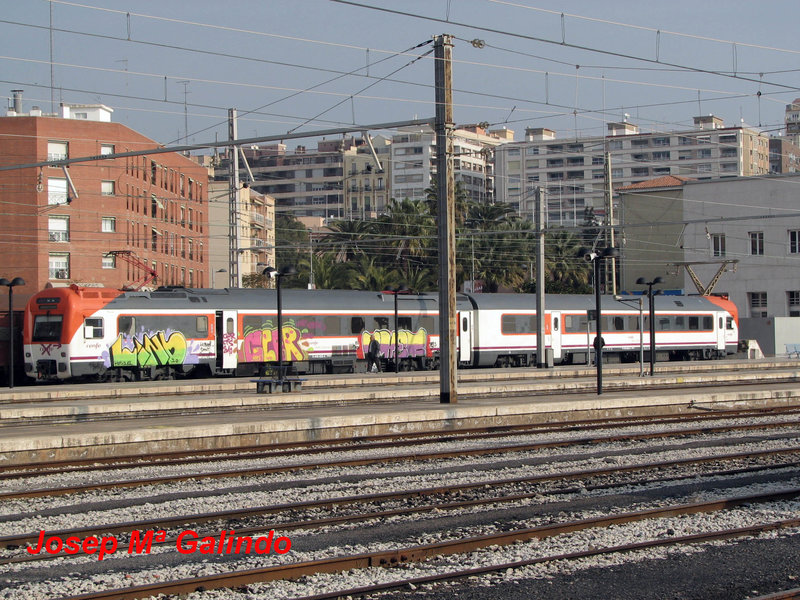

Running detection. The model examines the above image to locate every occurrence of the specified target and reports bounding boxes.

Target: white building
[495,115,770,226]
[390,125,510,204]
[618,173,800,321]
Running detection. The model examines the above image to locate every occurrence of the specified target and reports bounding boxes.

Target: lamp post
[579,247,618,395]
[0,277,25,389]
[263,266,297,381]
[636,276,663,376]
[615,294,645,377]
[383,285,409,373]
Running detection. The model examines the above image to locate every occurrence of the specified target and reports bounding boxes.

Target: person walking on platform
[367,336,382,373]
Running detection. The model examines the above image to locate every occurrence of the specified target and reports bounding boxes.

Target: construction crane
[668,260,739,295]
[106,251,158,290]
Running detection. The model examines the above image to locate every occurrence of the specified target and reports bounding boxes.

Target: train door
[458,312,472,363]
[549,311,562,362]
[215,310,238,371]
[715,314,726,351]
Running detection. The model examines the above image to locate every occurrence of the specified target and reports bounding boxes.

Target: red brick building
[0,100,209,309]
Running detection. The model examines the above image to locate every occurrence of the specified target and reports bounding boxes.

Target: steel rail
[54,488,800,600]
[3,405,799,479]
[3,418,800,502]
[294,517,800,600]
[4,446,799,552]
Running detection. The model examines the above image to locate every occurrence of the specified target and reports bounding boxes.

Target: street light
[262,266,297,382]
[614,294,645,377]
[212,268,227,288]
[0,277,25,389]
[636,276,664,376]
[383,285,409,373]
[579,247,618,395]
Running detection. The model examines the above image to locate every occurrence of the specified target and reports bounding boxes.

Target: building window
[101,217,116,233]
[102,254,116,269]
[48,216,69,242]
[101,181,115,196]
[611,168,623,179]
[712,233,726,257]
[49,253,70,280]
[653,137,670,146]
[789,291,800,317]
[749,292,768,317]
[47,141,68,161]
[749,231,764,255]
[525,147,539,155]
[48,177,68,205]
[790,230,800,254]
[100,144,114,155]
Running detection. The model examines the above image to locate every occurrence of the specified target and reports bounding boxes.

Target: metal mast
[228,109,241,287]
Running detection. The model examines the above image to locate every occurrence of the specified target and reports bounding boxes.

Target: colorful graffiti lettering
[107,331,188,368]
[238,324,311,363]
[360,328,430,360]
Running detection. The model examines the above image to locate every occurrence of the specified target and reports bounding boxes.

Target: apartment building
[390,125,509,205]
[786,98,800,146]
[237,139,355,220]
[494,115,770,226]
[207,180,275,287]
[342,135,391,220]
[0,92,209,306]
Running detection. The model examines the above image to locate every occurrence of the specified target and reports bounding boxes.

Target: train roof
[463,292,731,312]
[27,286,733,314]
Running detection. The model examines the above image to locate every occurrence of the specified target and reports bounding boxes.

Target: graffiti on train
[359,328,430,359]
[105,330,190,368]
[238,320,311,362]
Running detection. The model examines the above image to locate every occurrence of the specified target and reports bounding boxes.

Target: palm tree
[319,219,376,263]
[545,229,592,291]
[377,199,436,279]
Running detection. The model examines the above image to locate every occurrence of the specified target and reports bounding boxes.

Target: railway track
[3,445,799,556]
[43,489,800,600]
[3,409,800,500]
[3,405,799,477]
[3,406,799,599]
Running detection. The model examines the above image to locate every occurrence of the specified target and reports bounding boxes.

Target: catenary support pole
[434,34,457,404]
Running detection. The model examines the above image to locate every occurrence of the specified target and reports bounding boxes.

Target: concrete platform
[2,367,800,467]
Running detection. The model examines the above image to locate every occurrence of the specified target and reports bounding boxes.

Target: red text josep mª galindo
[28,529,292,561]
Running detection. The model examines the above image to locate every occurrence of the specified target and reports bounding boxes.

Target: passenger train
[22,284,739,382]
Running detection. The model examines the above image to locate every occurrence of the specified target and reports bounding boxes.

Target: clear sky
[2,0,798,150]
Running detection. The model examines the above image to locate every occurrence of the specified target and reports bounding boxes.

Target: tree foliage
[273,197,594,294]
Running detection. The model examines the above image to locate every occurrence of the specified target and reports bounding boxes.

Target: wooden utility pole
[434,34,457,404]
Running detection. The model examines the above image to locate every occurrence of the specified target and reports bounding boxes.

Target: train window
[564,315,587,333]
[613,316,625,331]
[323,316,342,336]
[83,318,104,339]
[658,317,671,331]
[461,317,468,332]
[243,315,267,332]
[726,317,734,330]
[373,317,390,330]
[350,317,365,334]
[689,316,699,330]
[226,318,234,335]
[501,314,537,334]
[417,316,436,334]
[196,316,208,334]
[33,315,62,342]
[399,317,413,331]
[718,317,723,330]
[673,316,685,330]
[118,316,135,336]
[553,317,559,331]
[704,316,714,330]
